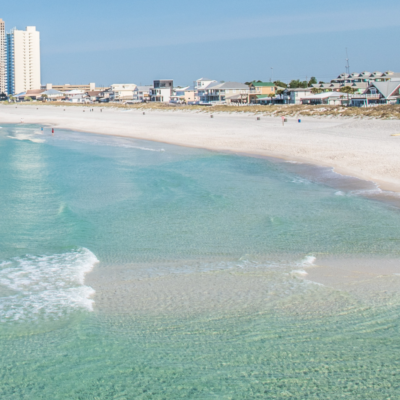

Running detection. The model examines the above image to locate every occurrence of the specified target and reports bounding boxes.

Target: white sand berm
[1,104,400,192]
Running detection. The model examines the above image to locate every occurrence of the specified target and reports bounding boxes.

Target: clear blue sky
[2,0,400,86]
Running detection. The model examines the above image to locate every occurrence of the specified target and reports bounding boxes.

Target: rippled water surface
[1,124,400,399]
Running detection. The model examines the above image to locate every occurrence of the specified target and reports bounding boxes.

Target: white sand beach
[1,104,400,192]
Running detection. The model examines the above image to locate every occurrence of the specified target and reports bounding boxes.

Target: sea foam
[0,248,98,322]
[8,133,45,143]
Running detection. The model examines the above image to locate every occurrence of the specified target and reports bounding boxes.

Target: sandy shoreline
[1,104,400,193]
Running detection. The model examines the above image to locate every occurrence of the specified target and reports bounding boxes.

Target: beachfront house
[85,91,103,102]
[97,88,112,102]
[301,92,350,105]
[194,78,217,102]
[40,89,64,101]
[350,81,400,107]
[248,82,276,103]
[195,78,217,90]
[184,86,196,103]
[170,86,190,103]
[109,84,137,101]
[64,89,87,103]
[133,85,152,102]
[15,88,45,101]
[170,86,196,104]
[198,82,249,104]
[150,80,173,102]
[280,88,312,104]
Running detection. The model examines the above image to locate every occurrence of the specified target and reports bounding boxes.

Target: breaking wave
[0,248,98,322]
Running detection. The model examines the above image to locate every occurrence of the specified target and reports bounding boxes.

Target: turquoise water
[1,124,400,398]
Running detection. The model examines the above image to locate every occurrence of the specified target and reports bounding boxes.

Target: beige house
[109,83,137,101]
[42,83,108,93]
[171,86,196,103]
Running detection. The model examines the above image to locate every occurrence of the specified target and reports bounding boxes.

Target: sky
[2,0,400,86]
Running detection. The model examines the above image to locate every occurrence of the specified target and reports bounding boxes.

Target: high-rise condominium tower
[7,26,41,94]
[0,19,6,94]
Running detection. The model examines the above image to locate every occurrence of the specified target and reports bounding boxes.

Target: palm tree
[311,87,323,94]
[341,86,357,94]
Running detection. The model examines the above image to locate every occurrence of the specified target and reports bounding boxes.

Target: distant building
[150,79,173,102]
[133,85,152,102]
[40,89,63,101]
[184,86,196,103]
[85,91,103,102]
[312,82,368,94]
[0,19,6,95]
[194,78,217,90]
[331,71,400,85]
[301,92,349,106]
[7,26,41,95]
[281,88,312,104]
[248,82,277,103]
[350,81,400,107]
[64,89,87,103]
[171,86,197,103]
[198,81,249,104]
[193,78,217,102]
[15,88,45,101]
[42,83,108,93]
[109,83,137,101]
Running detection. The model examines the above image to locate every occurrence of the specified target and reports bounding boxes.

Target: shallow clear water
[1,124,400,398]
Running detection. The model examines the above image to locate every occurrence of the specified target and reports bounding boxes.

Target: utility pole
[270,67,273,83]
[345,48,350,76]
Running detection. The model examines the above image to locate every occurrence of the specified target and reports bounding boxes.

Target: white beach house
[109,84,137,101]
[150,80,173,102]
[198,81,249,104]
[133,85,153,102]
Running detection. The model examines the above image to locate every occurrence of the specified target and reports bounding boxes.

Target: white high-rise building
[7,26,41,94]
[0,19,6,94]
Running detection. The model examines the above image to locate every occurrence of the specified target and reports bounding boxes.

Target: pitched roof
[197,78,214,82]
[86,91,102,96]
[41,89,63,95]
[26,89,45,95]
[348,82,368,89]
[302,91,347,99]
[382,72,400,79]
[250,81,274,87]
[370,81,400,98]
[206,81,249,90]
[65,90,85,94]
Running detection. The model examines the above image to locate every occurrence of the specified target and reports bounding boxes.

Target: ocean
[1,123,400,399]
